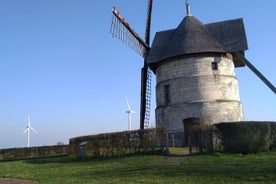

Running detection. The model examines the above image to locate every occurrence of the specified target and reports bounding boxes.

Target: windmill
[23,115,38,147]
[126,96,136,130]
[111,1,275,147]
[145,1,275,146]
[110,0,153,129]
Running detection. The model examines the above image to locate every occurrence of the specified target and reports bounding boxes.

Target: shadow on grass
[74,153,276,182]
[0,154,72,164]
[23,152,165,164]
[2,151,276,183]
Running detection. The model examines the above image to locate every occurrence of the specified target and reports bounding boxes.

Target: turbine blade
[28,115,31,126]
[30,127,38,134]
[23,128,28,134]
[126,96,131,110]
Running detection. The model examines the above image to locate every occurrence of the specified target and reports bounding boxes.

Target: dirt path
[0,178,38,184]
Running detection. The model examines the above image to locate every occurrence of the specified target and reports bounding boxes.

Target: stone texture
[155,55,244,146]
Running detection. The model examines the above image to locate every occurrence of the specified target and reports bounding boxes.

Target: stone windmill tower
[111,1,275,146]
[147,2,274,146]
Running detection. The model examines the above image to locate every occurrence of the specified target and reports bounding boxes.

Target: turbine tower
[23,115,38,147]
[126,97,136,130]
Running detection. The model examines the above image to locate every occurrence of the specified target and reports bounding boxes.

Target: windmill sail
[140,0,153,129]
[110,1,153,130]
[233,53,276,94]
[110,7,149,57]
[143,68,152,128]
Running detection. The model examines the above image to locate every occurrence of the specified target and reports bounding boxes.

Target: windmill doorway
[183,118,200,153]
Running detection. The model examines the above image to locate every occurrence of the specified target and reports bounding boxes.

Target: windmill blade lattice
[144,68,152,128]
[141,0,153,129]
[110,7,149,58]
[110,1,153,130]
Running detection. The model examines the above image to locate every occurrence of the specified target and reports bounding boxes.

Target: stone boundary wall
[0,145,68,160]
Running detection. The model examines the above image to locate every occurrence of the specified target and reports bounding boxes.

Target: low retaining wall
[0,145,68,160]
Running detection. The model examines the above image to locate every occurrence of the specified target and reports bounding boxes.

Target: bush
[215,122,271,154]
[190,124,214,153]
[270,122,276,150]
[0,145,68,160]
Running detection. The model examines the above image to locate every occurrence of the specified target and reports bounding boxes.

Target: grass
[1,149,276,183]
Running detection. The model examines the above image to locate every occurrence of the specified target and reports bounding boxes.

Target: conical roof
[166,16,225,57]
[147,15,248,70]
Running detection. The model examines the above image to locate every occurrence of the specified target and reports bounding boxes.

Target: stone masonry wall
[155,55,244,142]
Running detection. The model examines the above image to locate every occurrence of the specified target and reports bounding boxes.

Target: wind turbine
[126,97,136,131]
[23,115,38,147]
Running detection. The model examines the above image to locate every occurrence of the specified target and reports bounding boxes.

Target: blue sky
[0,0,275,148]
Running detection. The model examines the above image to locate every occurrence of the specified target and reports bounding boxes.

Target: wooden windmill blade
[110,7,150,57]
[110,1,153,129]
[140,0,153,129]
[233,52,276,94]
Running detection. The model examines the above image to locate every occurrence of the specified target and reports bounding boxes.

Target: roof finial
[185,0,191,16]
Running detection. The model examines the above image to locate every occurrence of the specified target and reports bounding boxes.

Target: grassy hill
[1,149,276,183]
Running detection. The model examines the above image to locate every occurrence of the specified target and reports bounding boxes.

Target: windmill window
[164,85,171,105]
[212,62,218,70]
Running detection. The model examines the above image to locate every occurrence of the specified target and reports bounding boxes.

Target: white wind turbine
[126,97,136,131]
[23,115,38,147]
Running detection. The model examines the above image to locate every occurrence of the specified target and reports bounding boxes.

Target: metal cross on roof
[185,0,191,16]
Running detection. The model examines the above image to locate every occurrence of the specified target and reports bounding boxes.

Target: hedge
[215,122,272,154]
[0,145,68,160]
[68,127,168,158]
[190,124,214,153]
[270,122,276,150]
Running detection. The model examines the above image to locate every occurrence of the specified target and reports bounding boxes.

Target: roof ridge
[164,16,225,58]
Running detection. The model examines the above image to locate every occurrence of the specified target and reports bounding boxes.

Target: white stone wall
[155,56,244,134]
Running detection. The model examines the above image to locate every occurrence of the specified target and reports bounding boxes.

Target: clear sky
[0,0,275,149]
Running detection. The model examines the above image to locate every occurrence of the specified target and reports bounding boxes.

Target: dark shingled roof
[147,15,248,70]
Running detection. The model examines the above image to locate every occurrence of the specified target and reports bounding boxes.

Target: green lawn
[1,150,276,183]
